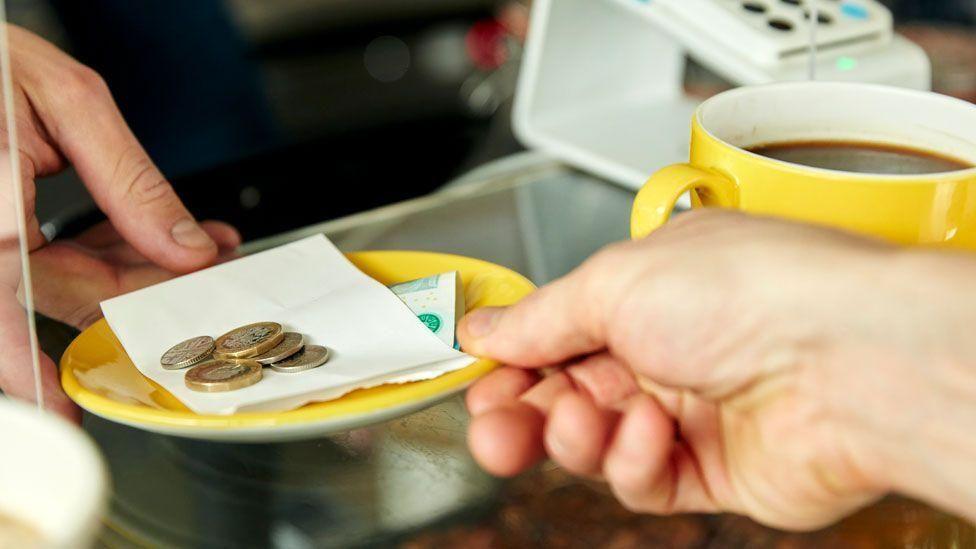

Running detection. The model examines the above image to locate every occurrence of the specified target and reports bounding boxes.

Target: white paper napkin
[100,235,475,415]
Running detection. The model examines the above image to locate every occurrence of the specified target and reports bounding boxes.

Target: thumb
[458,264,610,367]
[36,66,216,273]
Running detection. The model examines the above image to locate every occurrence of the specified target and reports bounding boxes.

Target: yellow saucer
[61,251,535,442]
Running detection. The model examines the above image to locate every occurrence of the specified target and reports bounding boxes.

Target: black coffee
[747,141,973,175]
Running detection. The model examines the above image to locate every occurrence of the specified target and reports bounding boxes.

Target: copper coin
[185,359,262,392]
[214,322,284,359]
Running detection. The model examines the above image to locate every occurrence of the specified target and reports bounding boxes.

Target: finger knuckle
[566,357,638,407]
[112,152,170,206]
[56,64,109,104]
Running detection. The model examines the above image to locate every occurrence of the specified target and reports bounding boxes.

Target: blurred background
[8,0,525,242]
[5,2,976,547]
[6,0,976,243]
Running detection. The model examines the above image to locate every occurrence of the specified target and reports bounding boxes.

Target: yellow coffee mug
[631,82,976,249]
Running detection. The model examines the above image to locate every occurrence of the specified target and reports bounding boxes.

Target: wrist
[824,249,976,521]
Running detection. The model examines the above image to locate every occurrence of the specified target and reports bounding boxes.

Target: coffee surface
[747,141,972,175]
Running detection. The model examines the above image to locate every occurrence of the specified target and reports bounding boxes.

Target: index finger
[14,27,217,272]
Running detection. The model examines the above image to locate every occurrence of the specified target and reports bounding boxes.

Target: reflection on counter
[404,467,976,548]
[86,396,498,548]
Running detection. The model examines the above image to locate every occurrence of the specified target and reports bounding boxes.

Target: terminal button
[841,2,869,20]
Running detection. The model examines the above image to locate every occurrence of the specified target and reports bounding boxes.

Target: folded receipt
[100,235,475,415]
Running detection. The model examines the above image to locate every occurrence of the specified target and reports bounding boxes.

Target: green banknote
[389,271,465,349]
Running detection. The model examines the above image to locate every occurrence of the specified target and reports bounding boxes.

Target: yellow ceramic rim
[60,250,534,431]
[61,356,499,429]
[695,82,976,182]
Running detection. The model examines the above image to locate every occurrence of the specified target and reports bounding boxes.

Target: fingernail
[465,308,503,339]
[171,219,214,249]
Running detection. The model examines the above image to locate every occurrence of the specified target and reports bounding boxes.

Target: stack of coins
[159,322,331,393]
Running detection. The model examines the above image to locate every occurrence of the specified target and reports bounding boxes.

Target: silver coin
[252,332,305,365]
[160,336,215,370]
[270,345,330,373]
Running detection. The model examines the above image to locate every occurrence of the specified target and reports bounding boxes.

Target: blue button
[841,3,869,20]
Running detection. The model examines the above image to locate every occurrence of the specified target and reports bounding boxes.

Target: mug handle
[631,164,740,240]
